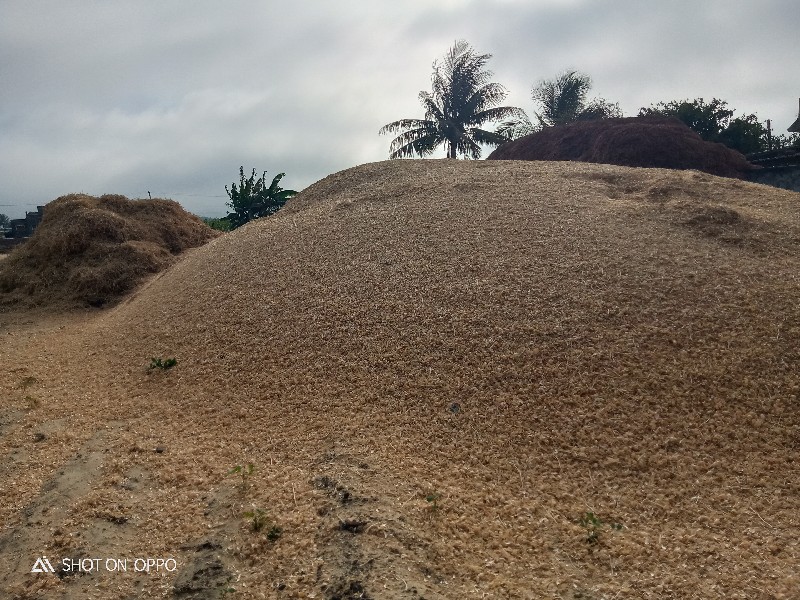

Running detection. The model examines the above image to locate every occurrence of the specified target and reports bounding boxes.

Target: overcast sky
[1,0,798,219]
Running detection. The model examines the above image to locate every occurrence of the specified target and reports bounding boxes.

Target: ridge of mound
[488,116,755,178]
[0,194,219,308]
[2,160,797,598]
[80,160,799,597]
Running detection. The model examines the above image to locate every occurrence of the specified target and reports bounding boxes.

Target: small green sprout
[149,357,177,370]
[267,525,283,542]
[243,508,269,532]
[425,492,441,512]
[242,507,282,541]
[228,463,254,491]
[578,511,624,545]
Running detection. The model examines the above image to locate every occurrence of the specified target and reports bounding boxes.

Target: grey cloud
[0,0,797,219]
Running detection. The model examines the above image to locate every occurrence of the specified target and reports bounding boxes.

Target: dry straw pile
[488,116,755,179]
[1,160,798,598]
[0,194,218,308]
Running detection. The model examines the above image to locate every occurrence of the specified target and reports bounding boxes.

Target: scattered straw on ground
[0,194,219,309]
[0,160,798,599]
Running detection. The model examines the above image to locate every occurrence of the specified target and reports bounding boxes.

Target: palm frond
[419,92,445,123]
[391,136,442,159]
[469,127,512,148]
[496,114,536,140]
[379,118,434,136]
[463,82,508,117]
[387,124,443,159]
[532,70,595,127]
[469,105,528,128]
[455,134,483,160]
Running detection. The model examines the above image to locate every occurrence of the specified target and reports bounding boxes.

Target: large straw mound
[1,160,798,598]
[488,116,755,178]
[0,194,219,308]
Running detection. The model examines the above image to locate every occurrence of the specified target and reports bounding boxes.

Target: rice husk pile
[488,116,755,179]
[0,159,798,599]
[0,194,219,308]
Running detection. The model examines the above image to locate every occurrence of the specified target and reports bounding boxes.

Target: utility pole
[766,119,772,151]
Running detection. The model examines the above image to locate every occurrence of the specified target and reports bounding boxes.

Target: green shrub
[225,167,297,229]
[149,357,177,370]
[201,217,232,232]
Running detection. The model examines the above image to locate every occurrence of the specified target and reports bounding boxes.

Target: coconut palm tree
[379,40,526,159]
[497,70,621,139]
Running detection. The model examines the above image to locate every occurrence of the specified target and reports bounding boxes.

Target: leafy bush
[201,217,232,232]
[225,167,297,230]
[638,97,793,154]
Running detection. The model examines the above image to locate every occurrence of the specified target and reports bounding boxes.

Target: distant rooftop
[789,98,800,133]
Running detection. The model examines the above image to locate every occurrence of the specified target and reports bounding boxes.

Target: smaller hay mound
[0,194,219,308]
[488,116,755,178]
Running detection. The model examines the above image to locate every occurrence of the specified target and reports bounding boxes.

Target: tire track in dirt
[311,451,446,600]
[1,423,150,598]
[170,483,241,600]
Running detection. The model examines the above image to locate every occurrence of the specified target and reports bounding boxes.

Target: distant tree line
[381,40,799,159]
[215,40,797,231]
[201,216,232,232]
[639,98,798,154]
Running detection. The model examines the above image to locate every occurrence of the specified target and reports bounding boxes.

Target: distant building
[790,98,800,133]
[5,206,44,239]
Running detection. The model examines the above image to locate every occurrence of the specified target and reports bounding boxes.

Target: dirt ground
[1,159,798,599]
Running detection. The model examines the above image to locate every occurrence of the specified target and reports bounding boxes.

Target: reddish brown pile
[0,194,219,308]
[488,116,755,178]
